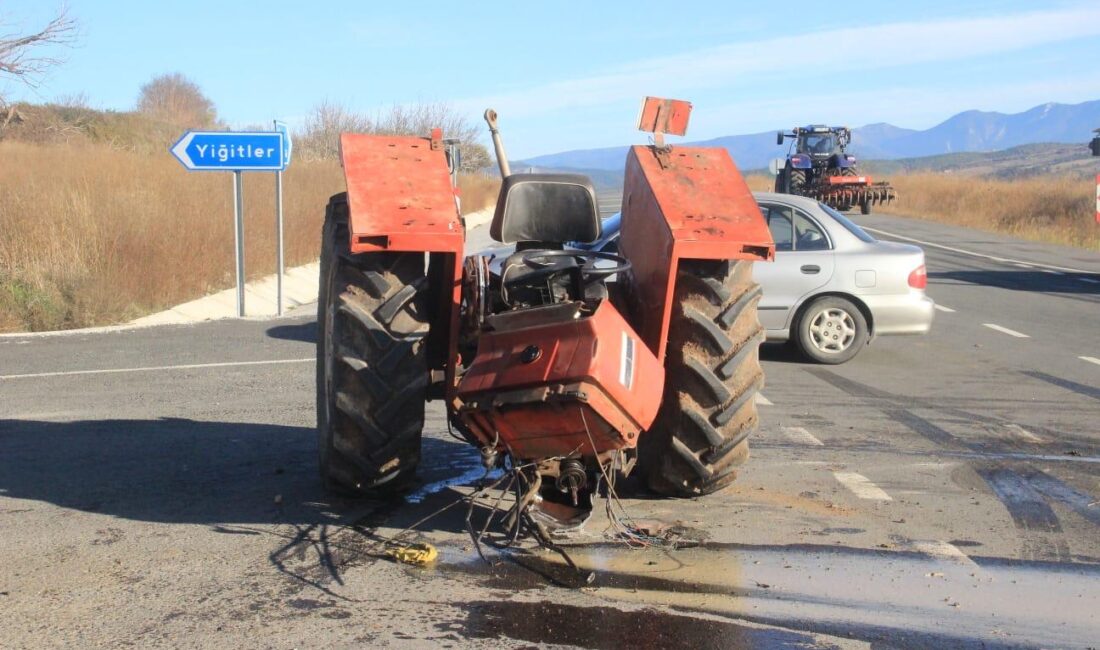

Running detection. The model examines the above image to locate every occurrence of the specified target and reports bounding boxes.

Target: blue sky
[2,1,1099,158]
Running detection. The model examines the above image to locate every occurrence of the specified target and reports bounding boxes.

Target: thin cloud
[456,5,1100,118]
[694,74,1100,135]
[501,72,1100,158]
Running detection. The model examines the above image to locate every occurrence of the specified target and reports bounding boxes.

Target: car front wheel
[795,296,868,364]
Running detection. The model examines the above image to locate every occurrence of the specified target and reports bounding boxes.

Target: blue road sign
[170,130,286,171]
[273,121,293,166]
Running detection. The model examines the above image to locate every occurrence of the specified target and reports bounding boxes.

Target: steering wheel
[505,249,632,289]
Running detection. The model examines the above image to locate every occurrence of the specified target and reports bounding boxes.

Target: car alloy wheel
[808,307,856,353]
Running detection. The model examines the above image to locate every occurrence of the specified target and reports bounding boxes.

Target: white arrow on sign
[170,132,199,170]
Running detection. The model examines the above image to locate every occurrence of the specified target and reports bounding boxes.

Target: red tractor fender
[619,144,775,361]
[339,131,466,387]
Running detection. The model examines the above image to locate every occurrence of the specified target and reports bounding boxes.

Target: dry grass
[880,173,1098,251]
[0,141,496,332]
[0,141,344,331]
[458,173,499,214]
[743,169,1097,251]
[743,173,773,192]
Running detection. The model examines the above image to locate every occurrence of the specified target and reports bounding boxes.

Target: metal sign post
[232,171,246,316]
[274,168,284,315]
[170,128,290,318]
[273,121,292,316]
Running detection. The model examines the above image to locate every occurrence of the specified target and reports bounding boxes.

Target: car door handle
[800,265,820,275]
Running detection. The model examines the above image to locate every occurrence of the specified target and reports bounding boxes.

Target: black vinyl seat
[490,173,601,245]
[491,174,604,307]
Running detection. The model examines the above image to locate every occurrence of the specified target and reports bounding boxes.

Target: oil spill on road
[441,542,745,595]
[405,445,487,505]
[437,536,1100,648]
[439,600,821,650]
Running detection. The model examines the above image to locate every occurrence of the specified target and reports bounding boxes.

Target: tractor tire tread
[317,193,428,496]
[641,259,765,497]
[683,306,734,357]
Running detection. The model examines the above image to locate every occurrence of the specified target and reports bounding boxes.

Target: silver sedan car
[581,192,934,363]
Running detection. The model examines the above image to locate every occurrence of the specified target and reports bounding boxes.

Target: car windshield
[801,134,835,154]
[601,212,621,235]
[817,203,876,243]
[572,212,620,250]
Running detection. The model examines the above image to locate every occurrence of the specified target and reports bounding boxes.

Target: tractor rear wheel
[641,260,765,497]
[316,192,429,495]
[788,169,806,196]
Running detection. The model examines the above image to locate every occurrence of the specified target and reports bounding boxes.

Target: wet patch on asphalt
[439,600,828,650]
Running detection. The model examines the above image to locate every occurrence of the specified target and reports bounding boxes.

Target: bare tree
[375,103,491,172]
[296,100,373,162]
[297,100,491,171]
[0,8,78,91]
[53,90,89,109]
[136,73,217,127]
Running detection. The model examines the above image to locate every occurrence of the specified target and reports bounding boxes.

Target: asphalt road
[2,208,1099,649]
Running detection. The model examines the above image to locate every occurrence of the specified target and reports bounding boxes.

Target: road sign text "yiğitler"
[170,131,287,171]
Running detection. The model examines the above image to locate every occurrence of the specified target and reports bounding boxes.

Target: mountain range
[519,100,1100,172]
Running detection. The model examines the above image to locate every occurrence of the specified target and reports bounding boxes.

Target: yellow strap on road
[385,543,438,566]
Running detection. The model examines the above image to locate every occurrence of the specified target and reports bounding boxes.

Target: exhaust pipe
[483,108,511,178]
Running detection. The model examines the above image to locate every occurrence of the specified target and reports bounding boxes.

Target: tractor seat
[490,173,601,246]
[490,173,603,307]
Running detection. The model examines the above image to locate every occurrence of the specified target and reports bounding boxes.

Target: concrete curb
[1,204,499,338]
[128,262,321,327]
[127,207,498,328]
[463,205,494,229]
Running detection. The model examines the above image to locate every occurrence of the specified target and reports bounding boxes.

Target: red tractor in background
[315,98,774,531]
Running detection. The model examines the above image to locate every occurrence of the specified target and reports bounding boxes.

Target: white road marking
[1013,263,1033,269]
[1040,269,1064,275]
[781,426,823,446]
[933,304,955,313]
[1080,356,1100,367]
[913,540,978,566]
[982,323,1029,338]
[1079,277,1100,284]
[1004,424,1044,444]
[912,462,958,470]
[833,472,892,501]
[755,393,773,406]
[860,225,1099,275]
[3,411,80,421]
[0,358,314,380]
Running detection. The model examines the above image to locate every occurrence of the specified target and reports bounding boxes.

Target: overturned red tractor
[316,98,774,529]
